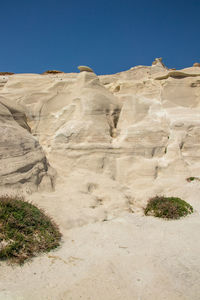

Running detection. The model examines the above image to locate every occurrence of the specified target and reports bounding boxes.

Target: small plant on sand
[144,196,193,219]
[0,196,61,264]
[186,176,200,182]
[42,70,64,75]
[0,72,14,75]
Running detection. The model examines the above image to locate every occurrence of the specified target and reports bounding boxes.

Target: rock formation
[1,60,200,300]
[78,65,94,72]
[0,59,200,220]
[193,62,200,67]
[0,97,55,193]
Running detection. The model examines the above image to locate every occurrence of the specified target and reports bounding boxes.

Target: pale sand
[0,181,200,300]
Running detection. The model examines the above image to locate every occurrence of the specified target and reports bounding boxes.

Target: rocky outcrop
[0,74,13,90]
[78,65,94,72]
[0,60,200,212]
[152,57,168,69]
[1,60,200,300]
[193,62,200,67]
[0,97,55,192]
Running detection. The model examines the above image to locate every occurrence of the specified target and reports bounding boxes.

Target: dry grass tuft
[42,70,64,75]
[0,72,14,75]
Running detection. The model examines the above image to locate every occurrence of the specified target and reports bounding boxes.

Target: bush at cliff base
[0,196,61,264]
[144,196,193,219]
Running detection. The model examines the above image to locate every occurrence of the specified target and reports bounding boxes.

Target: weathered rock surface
[1,60,200,205]
[0,89,55,192]
[1,60,200,300]
[78,65,94,72]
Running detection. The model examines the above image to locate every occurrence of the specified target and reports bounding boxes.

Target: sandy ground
[0,198,200,300]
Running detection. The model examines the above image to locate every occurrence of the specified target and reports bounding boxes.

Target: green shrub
[0,196,61,264]
[144,196,193,219]
[186,176,200,182]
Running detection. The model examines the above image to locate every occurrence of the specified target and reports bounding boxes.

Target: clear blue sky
[1,0,200,74]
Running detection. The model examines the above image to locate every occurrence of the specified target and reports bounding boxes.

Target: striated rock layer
[0,96,55,193]
[0,59,200,221]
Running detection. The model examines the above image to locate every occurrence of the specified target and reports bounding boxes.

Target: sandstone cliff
[0,59,200,221]
[1,59,200,300]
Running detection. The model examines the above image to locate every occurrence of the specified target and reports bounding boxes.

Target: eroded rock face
[0,94,55,193]
[0,61,200,221]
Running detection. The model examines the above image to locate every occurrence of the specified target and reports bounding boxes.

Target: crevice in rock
[151,148,156,157]
[154,166,158,179]
[42,157,48,172]
[50,176,55,190]
[113,109,120,128]
[16,163,36,174]
[155,71,200,80]
[0,101,31,132]
[19,178,28,184]
[11,109,31,132]
[114,85,121,92]
[101,157,105,169]
[180,141,184,150]
[35,169,44,186]
[2,157,48,177]
[106,107,121,138]
[190,80,200,87]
